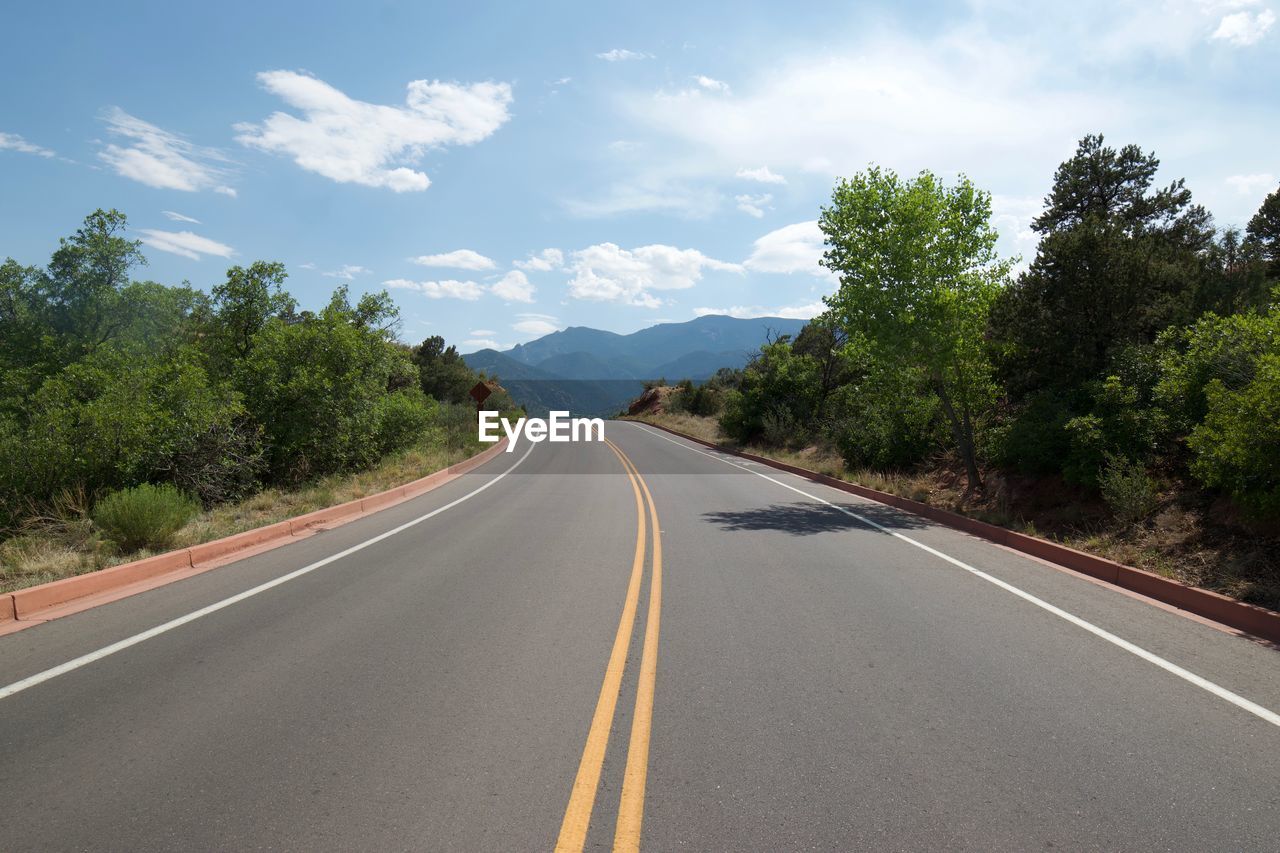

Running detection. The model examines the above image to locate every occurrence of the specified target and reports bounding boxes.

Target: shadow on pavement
[700,501,931,536]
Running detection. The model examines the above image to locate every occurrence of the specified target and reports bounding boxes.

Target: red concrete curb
[639,420,1280,645]
[4,439,509,628]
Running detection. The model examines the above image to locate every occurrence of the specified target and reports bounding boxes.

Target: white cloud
[383,278,484,300]
[735,166,787,185]
[235,70,513,192]
[1226,172,1277,193]
[735,193,772,218]
[469,329,497,337]
[1212,7,1276,44]
[514,248,565,272]
[566,243,743,307]
[694,75,731,94]
[0,132,54,158]
[512,313,560,336]
[464,338,503,350]
[98,108,236,195]
[692,302,827,320]
[137,229,235,261]
[162,210,201,224]
[322,264,371,280]
[491,270,536,303]
[596,48,653,61]
[410,249,496,270]
[565,179,722,218]
[744,220,830,277]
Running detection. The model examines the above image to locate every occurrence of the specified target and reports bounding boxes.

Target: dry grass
[0,440,480,595]
[628,411,1280,611]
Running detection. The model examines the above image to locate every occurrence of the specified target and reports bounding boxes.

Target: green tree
[412,335,479,404]
[208,261,295,364]
[989,134,1214,397]
[820,166,1012,490]
[1245,184,1280,278]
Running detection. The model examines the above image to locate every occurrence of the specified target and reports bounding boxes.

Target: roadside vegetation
[627,134,1280,610]
[0,210,516,593]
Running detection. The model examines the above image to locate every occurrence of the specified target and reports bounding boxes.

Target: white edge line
[629,423,1280,729]
[0,442,538,702]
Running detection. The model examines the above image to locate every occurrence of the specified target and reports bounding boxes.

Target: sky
[1,0,1277,352]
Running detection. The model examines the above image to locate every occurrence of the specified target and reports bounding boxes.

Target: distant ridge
[463,314,806,415]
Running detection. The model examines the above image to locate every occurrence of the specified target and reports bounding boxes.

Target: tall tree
[820,167,1012,490]
[989,134,1214,397]
[1245,184,1280,278]
[208,261,295,363]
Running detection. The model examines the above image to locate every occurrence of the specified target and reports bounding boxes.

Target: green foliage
[1187,353,1280,516]
[718,339,824,445]
[1245,184,1280,278]
[92,483,199,552]
[0,208,477,533]
[989,134,1214,398]
[820,166,1010,488]
[1098,453,1158,525]
[412,335,478,404]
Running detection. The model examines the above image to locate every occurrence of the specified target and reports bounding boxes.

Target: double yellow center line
[555,437,662,853]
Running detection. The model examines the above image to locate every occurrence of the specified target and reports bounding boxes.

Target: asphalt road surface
[2,421,1278,851]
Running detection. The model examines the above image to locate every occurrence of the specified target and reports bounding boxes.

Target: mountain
[463,314,808,415]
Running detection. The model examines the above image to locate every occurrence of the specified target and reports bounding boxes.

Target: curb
[638,421,1280,645]
[0,439,509,629]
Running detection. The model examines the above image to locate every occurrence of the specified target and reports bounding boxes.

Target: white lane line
[630,423,1280,729]
[0,442,538,702]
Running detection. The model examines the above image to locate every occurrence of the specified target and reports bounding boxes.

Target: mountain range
[463,314,807,415]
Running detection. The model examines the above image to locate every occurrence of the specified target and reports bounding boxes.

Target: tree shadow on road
[700,501,932,536]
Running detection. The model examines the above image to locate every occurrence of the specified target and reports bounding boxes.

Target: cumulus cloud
[1226,172,1277,193]
[693,75,731,94]
[491,270,536,302]
[98,108,236,194]
[735,165,787,185]
[235,71,513,192]
[410,249,496,270]
[596,48,653,61]
[137,229,235,261]
[566,243,743,307]
[735,193,772,218]
[744,221,830,277]
[0,132,54,158]
[1212,7,1275,44]
[384,278,484,300]
[162,210,200,224]
[512,313,560,336]
[693,302,827,320]
[513,248,565,272]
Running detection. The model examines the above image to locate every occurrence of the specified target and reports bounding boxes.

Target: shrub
[1098,453,1158,525]
[1187,353,1280,517]
[92,483,199,552]
[372,390,437,457]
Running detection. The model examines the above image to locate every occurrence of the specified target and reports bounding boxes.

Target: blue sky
[2,0,1277,351]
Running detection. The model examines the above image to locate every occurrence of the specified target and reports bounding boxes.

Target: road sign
[469,381,493,405]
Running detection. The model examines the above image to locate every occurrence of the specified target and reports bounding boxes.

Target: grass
[0,439,482,596]
[626,411,1280,612]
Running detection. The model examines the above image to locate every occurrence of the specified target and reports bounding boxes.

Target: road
[2,421,1278,851]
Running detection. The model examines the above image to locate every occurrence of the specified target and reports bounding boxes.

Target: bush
[372,390,437,456]
[92,483,199,552]
[1187,353,1280,517]
[1098,453,1158,525]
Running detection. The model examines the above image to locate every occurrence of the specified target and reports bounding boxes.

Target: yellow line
[554,438,647,852]
[613,447,662,853]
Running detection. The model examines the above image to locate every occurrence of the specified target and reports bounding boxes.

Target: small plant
[1099,453,1158,526]
[92,483,199,553]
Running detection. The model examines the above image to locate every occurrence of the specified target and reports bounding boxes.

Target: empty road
[2,422,1278,851]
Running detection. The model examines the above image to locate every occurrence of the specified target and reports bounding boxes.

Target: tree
[989,134,1214,397]
[820,166,1012,490]
[208,261,295,363]
[1245,184,1280,278]
[411,335,478,404]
